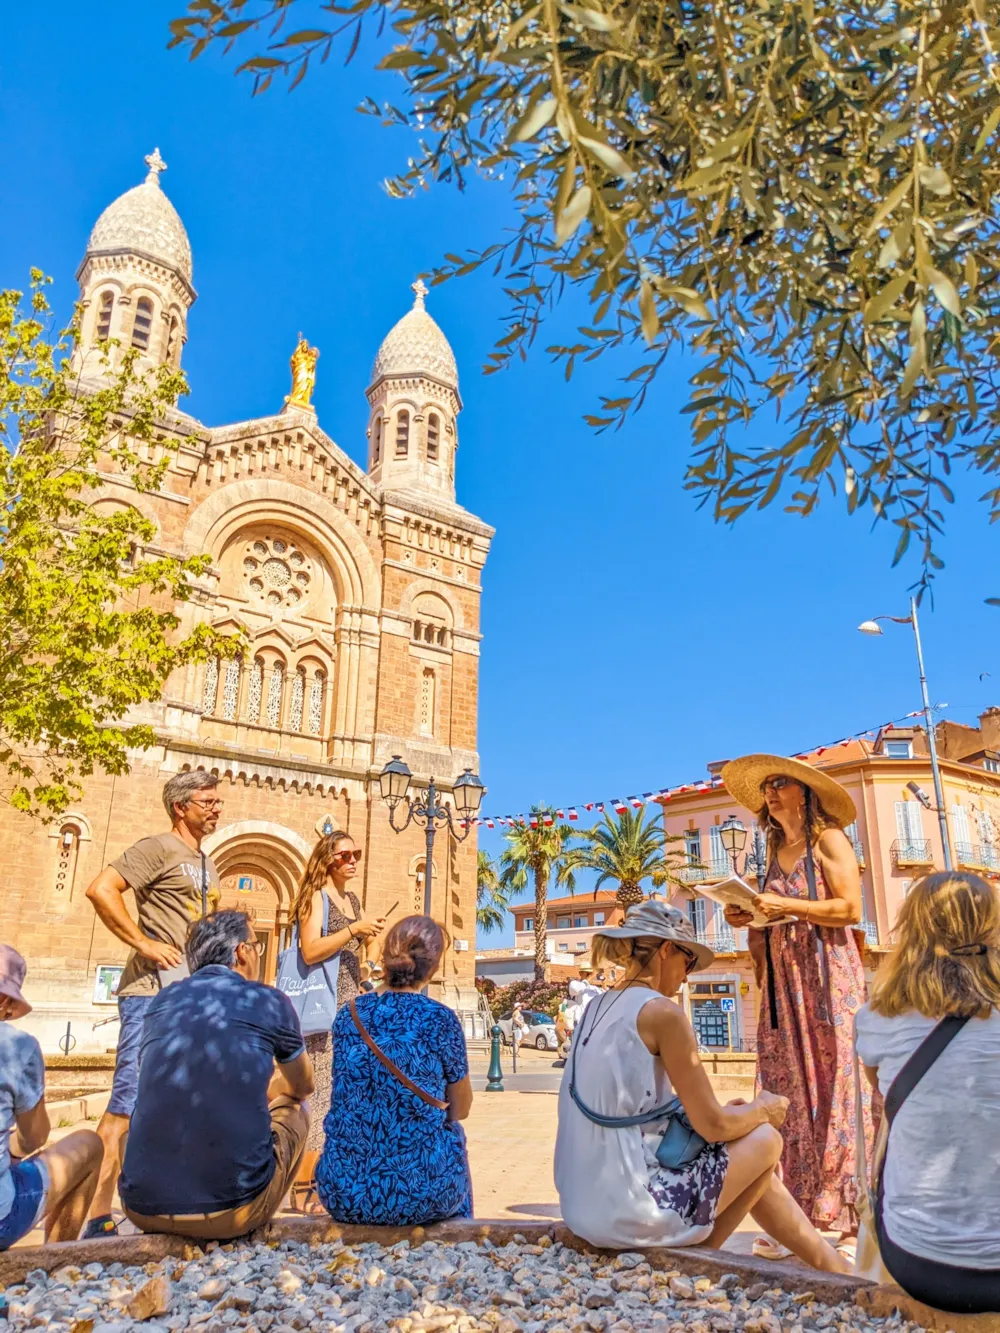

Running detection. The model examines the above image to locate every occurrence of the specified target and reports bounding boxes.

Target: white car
[495,1010,559,1051]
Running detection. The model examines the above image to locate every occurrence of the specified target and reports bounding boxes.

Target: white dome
[371,281,458,389]
[85,149,192,285]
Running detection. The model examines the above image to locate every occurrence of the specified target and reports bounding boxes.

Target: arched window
[266,661,284,728]
[419,667,435,736]
[246,658,263,723]
[221,656,242,721]
[167,316,181,366]
[427,413,440,462]
[54,824,81,900]
[289,668,306,731]
[373,418,382,465]
[96,291,114,341]
[395,410,410,458]
[412,620,422,642]
[132,297,154,350]
[202,657,219,716]
[308,672,326,735]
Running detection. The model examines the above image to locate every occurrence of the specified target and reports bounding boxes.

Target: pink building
[658,711,1000,1052]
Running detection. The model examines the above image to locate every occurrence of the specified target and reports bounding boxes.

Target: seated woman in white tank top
[554,902,850,1271]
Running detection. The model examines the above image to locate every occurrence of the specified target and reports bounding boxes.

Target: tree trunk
[533,861,547,982]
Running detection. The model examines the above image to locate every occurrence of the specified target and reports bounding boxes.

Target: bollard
[485,1023,504,1092]
[58,1021,76,1055]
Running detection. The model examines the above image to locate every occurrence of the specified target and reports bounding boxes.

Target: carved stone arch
[184,479,380,610]
[398,578,465,631]
[46,812,94,842]
[86,485,161,542]
[203,819,312,956]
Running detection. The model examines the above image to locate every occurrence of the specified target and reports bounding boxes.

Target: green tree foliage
[476,847,511,934]
[566,806,675,910]
[498,808,577,980]
[172,0,1000,593]
[1,274,238,817]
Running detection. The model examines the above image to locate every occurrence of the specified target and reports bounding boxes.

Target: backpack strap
[348,997,449,1111]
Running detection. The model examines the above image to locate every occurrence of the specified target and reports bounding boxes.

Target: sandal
[287,1182,326,1215]
[836,1237,858,1263]
[751,1237,792,1260]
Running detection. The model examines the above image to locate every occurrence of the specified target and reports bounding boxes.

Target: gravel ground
[2,1237,929,1333]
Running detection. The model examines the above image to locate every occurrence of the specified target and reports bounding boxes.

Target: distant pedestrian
[120,912,313,1240]
[316,915,472,1225]
[0,947,103,1249]
[286,830,386,1211]
[511,1002,528,1057]
[81,769,223,1237]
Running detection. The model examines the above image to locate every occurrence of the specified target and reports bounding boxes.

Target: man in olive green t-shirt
[81,768,223,1236]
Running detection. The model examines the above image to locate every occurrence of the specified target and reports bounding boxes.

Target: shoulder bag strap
[568,993,679,1129]
[348,997,449,1110]
[884,1013,971,1128]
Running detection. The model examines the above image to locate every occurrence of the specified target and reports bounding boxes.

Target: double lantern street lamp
[377,757,486,917]
[858,598,954,872]
[718,815,768,890]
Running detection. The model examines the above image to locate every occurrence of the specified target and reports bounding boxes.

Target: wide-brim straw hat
[721,753,856,828]
[596,901,715,973]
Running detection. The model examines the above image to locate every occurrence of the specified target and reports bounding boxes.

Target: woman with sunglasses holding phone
[288,830,386,1209]
[720,754,873,1261]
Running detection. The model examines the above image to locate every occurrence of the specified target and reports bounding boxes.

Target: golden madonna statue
[287,335,319,410]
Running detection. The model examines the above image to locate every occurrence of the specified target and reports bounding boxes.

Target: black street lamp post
[719,815,769,889]
[378,756,486,917]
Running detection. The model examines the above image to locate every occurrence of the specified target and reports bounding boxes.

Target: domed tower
[73,149,195,379]
[366,280,461,502]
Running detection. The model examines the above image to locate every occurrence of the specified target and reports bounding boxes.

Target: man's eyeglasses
[241,939,265,957]
[332,849,363,865]
[760,775,794,796]
[188,798,225,810]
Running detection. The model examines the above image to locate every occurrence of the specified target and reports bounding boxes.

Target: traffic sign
[720,997,736,1013]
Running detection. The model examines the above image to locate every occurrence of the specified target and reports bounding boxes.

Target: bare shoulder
[636,994,690,1045]
[818,825,852,855]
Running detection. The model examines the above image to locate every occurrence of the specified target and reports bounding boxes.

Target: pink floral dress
[751,854,878,1232]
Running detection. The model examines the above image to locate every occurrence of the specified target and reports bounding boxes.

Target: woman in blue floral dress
[315,916,473,1225]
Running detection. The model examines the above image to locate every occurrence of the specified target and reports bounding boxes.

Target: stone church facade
[5,151,493,1051]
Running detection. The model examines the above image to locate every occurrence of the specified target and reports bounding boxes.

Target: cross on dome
[411,278,428,309]
[144,148,167,185]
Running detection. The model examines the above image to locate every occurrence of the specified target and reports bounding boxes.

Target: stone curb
[0,1217,870,1308]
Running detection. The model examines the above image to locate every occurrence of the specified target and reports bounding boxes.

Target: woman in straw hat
[554,901,851,1271]
[720,754,876,1258]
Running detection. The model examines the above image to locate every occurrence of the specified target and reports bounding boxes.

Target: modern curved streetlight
[858,599,953,870]
[377,756,486,915]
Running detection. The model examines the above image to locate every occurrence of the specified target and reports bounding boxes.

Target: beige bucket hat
[595,900,715,973]
[721,753,856,828]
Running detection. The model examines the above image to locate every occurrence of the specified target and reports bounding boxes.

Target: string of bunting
[466,710,926,830]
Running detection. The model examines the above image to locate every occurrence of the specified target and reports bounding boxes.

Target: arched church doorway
[203,821,311,985]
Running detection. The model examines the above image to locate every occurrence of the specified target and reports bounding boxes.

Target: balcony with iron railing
[891,838,933,868]
[676,859,734,885]
[692,925,748,953]
[956,841,1000,873]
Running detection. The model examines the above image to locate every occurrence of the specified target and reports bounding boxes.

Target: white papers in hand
[691,875,796,929]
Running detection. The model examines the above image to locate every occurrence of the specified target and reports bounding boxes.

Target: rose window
[242,534,312,611]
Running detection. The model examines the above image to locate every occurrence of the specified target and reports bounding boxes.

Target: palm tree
[477,849,510,935]
[567,807,670,911]
[499,808,577,981]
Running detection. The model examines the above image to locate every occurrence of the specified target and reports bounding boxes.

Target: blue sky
[3,5,998,944]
